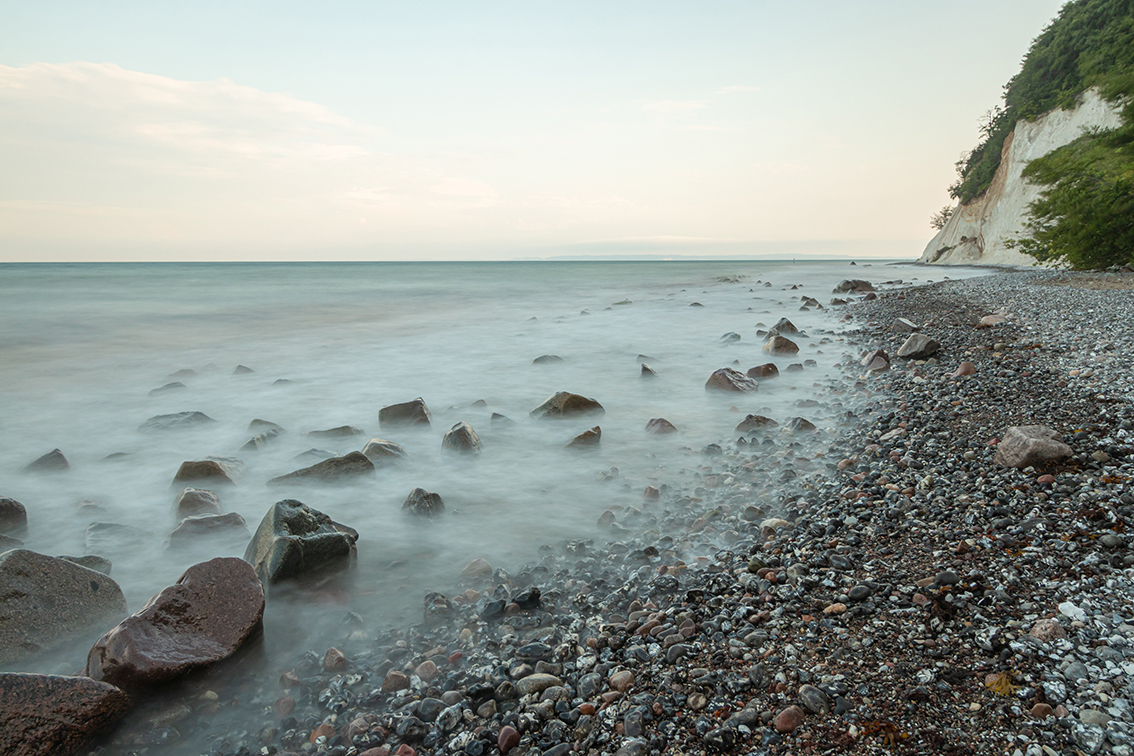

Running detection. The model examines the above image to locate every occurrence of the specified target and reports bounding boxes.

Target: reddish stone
[498,725,520,753]
[274,696,296,717]
[86,557,264,688]
[706,367,759,392]
[323,648,347,672]
[1037,474,1056,485]
[774,705,805,732]
[643,486,660,500]
[394,745,416,756]
[414,659,438,681]
[578,703,596,715]
[1030,703,1054,719]
[382,670,409,693]
[448,651,463,665]
[0,673,132,756]
[310,722,335,743]
[360,749,390,756]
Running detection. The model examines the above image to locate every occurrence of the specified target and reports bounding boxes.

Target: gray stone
[361,438,409,466]
[84,523,152,555]
[441,422,481,454]
[833,279,874,293]
[267,451,374,486]
[305,425,364,439]
[58,555,112,575]
[171,459,237,487]
[705,368,758,392]
[0,550,126,665]
[243,500,358,588]
[23,449,69,473]
[0,497,27,537]
[892,318,919,333]
[762,335,799,355]
[530,392,605,419]
[895,333,941,359]
[515,673,563,696]
[174,488,222,518]
[994,425,1073,469]
[798,684,830,714]
[139,412,215,431]
[167,513,250,547]
[379,397,432,428]
[403,488,445,518]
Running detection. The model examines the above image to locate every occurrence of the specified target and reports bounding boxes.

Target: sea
[0,259,990,750]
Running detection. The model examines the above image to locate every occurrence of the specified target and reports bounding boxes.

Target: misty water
[0,259,988,749]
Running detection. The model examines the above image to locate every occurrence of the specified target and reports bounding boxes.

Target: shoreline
[91,267,1134,756]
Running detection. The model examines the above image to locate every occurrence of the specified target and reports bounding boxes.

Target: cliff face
[921,88,1124,266]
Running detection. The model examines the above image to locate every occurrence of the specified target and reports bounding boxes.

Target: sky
[0,1,1068,262]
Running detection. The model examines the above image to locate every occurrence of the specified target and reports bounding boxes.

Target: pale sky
[0,1,1066,262]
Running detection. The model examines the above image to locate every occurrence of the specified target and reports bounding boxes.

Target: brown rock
[361,438,409,466]
[0,673,132,756]
[530,392,605,419]
[774,704,805,732]
[892,318,919,333]
[394,745,415,756]
[1029,618,1067,643]
[609,670,634,692]
[736,414,777,433]
[323,648,347,672]
[379,397,431,427]
[953,361,977,377]
[1030,703,1054,719]
[746,363,779,379]
[705,368,759,392]
[441,422,481,454]
[414,659,438,682]
[0,550,127,665]
[172,460,236,487]
[645,418,677,435]
[361,749,390,756]
[895,333,941,359]
[460,558,492,580]
[86,557,265,688]
[310,722,335,743]
[274,695,296,717]
[762,336,799,355]
[174,488,223,518]
[567,426,601,447]
[382,669,409,693]
[787,417,817,433]
[267,451,374,486]
[498,725,520,754]
[994,425,1073,469]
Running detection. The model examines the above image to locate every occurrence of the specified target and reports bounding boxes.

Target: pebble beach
[63,266,1129,756]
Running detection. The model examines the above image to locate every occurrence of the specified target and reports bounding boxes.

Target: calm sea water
[0,260,984,684]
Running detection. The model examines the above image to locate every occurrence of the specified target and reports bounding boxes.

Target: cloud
[639,99,709,114]
[716,85,762,94]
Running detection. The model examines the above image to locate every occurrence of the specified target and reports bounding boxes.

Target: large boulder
[567,426,601,448]
[139,412,215,431]
[895,334,941,359]
[442,422,482,454]
[762,336,799,355]
[645,418,677,435]
[833,279,874,293]
[994,426,1073,469]
[379,398,432,428]
[267,451,374,486]
[171,459,238,487]
[0,673,132,756]
[167,513,250,548]
[23,449,69,473]
[530,392,605,419]
[0,497,27,537]
[86,557,264,688]
[243,500,358,587]
[705,368,758,392]
[174,488,222,518]
[361,438,409,466]
[0,550,127,665]
[403,488,445,518]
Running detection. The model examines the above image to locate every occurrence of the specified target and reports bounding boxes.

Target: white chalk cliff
[921,88,1125,266]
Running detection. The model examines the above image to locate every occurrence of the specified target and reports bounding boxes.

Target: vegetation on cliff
[947,0,1134,269]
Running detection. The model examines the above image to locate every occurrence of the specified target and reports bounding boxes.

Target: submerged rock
[86,557,264,688]
[0,497,27,537]
[148,381,186,396]
[645,418,678,435]
[530,392,605,419]
[243,500,358,587]
[705,368,758,392]
[567,427,602,447]
[306,425,365,439]
[84,523,152,555]
[0,673,132,756]
[736,415,778,433]
[248,419,284,433]
[0,550,127,665]
[23,449,69,473]
[442,422,482,454]
[762,335,799,355]
[770,317,798,334]
[533,354,564,364]
[167,513,250,547]
[403,488,445,518]
[240,428,282,452]
[640,363,658,378]
[174,488,222,518]
[746,363,779,379]
[491,413,517,427]
[361,438,410,466]
[267,451,374,486]
[139,412,215,431]
[379,398,432,428]
[171,458,240,487]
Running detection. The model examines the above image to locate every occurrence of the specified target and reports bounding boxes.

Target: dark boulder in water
[530,392,605,419]
[762,336,799,355]
[171,459,237,487]
[139,412,215,431]
[0,550,127,665]
[23,449,69,473]
[243,500,357,588]
[746,363,779,379]
[705,368,758,392]
[267,451,374,486]
[567,426,602,448]
[770,317,798,334]
[442,422,481,454]
[86,557,264,688]
[0,672,132,756]
[787,417,818,433]
[0,497,27,537]
[379,397,432,428]
[403,488,445,518]
[645,418,677,435]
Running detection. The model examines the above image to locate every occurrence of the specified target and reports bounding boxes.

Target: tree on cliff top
[949,0,1134,205]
